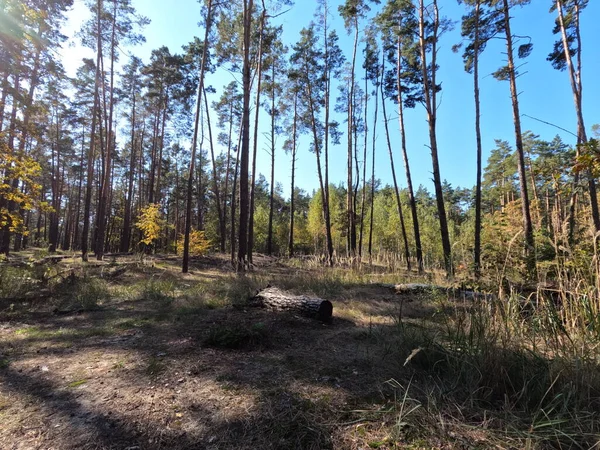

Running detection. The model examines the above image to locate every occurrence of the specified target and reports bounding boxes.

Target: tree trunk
[204,86,225,252]
[250,287,333,322]
[419,0,452,276]
[396,39,423,274]
[555,0,600,242]
[248,8,265,265]
[81,11,102,261]
[121,91,137,252]
[368,47,379,262]
[322,12,334,266]
[183,0,213,273]
[358,60,368,259]
[267,63,276,256]
[94,0,116,261]
[502,0,536,278]
[237,0,254,271]
[288,91,298,257]
[473,0,483,279]
[381,63,411,271]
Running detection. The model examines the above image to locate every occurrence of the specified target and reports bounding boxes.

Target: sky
[58,0,600,200]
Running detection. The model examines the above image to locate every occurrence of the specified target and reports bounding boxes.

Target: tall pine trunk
[237,0,254,270]
[555,0,600,242]
[502,0,536,277]
[381,62,411,271]
[267,64,276,256]
[473,0,483,278]
[183,0,213,273]
[288,92,298,257]
[248,8,265,264]
[81,5,102,261]
[396,38,423,273]
[94,0,116,260]
[419,0,452,276]
[204,86,225,252]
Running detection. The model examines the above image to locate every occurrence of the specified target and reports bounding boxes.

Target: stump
[249,287,333,322]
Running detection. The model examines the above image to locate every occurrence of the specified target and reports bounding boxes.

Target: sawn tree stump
[249,287,333,322]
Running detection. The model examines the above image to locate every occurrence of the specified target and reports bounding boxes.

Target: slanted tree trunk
[555,0,600,242]
[418,0,452,276]
[396,38,423,273]
[381,57,411,271]
[183,0,213,273]
[502,0,536,278]
[204,86,225,252]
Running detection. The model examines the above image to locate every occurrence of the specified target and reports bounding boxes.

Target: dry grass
[0,253,600,449]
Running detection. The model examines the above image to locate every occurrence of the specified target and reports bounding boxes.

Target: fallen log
[249,287,333,322]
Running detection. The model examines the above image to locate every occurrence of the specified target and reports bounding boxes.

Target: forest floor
[0,252,597,449]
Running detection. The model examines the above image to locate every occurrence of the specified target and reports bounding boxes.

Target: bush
[0,266,40,299]
[72,277,110,310]
[176,230,211,257]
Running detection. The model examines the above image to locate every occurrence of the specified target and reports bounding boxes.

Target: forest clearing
[1,252,600,449]
[3,0,600,447]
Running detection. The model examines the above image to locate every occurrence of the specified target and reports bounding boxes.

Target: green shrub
[72,277,110,310]
[0,266,40,299]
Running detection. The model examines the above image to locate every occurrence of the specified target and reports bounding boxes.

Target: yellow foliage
[0,142,46,233]
[177,230,211,257]
[574,139,600,177]
[135,203,164,246]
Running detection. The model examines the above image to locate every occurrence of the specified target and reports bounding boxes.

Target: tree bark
[419,0,452,276]
[381,59,411,271]
[248,8,266,265]
[250,287,333,322]
[183,0,213,273]
[204,86,225,252]
[288,91,298,257]
[502,0,536,278]
[473,0,483,279]
[237,0,254,271]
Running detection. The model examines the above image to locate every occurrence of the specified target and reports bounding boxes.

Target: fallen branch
[375,283,495,301]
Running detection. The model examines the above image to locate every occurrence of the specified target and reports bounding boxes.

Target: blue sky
[60,0,600,199]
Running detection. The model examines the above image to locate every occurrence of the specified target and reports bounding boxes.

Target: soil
[0,255,447,450]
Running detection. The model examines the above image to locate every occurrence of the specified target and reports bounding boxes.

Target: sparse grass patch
[67,378,87,388]
[0,266,41,299]
[208,274,263,306]
[141,280,176,306]
[63,276,111,310]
